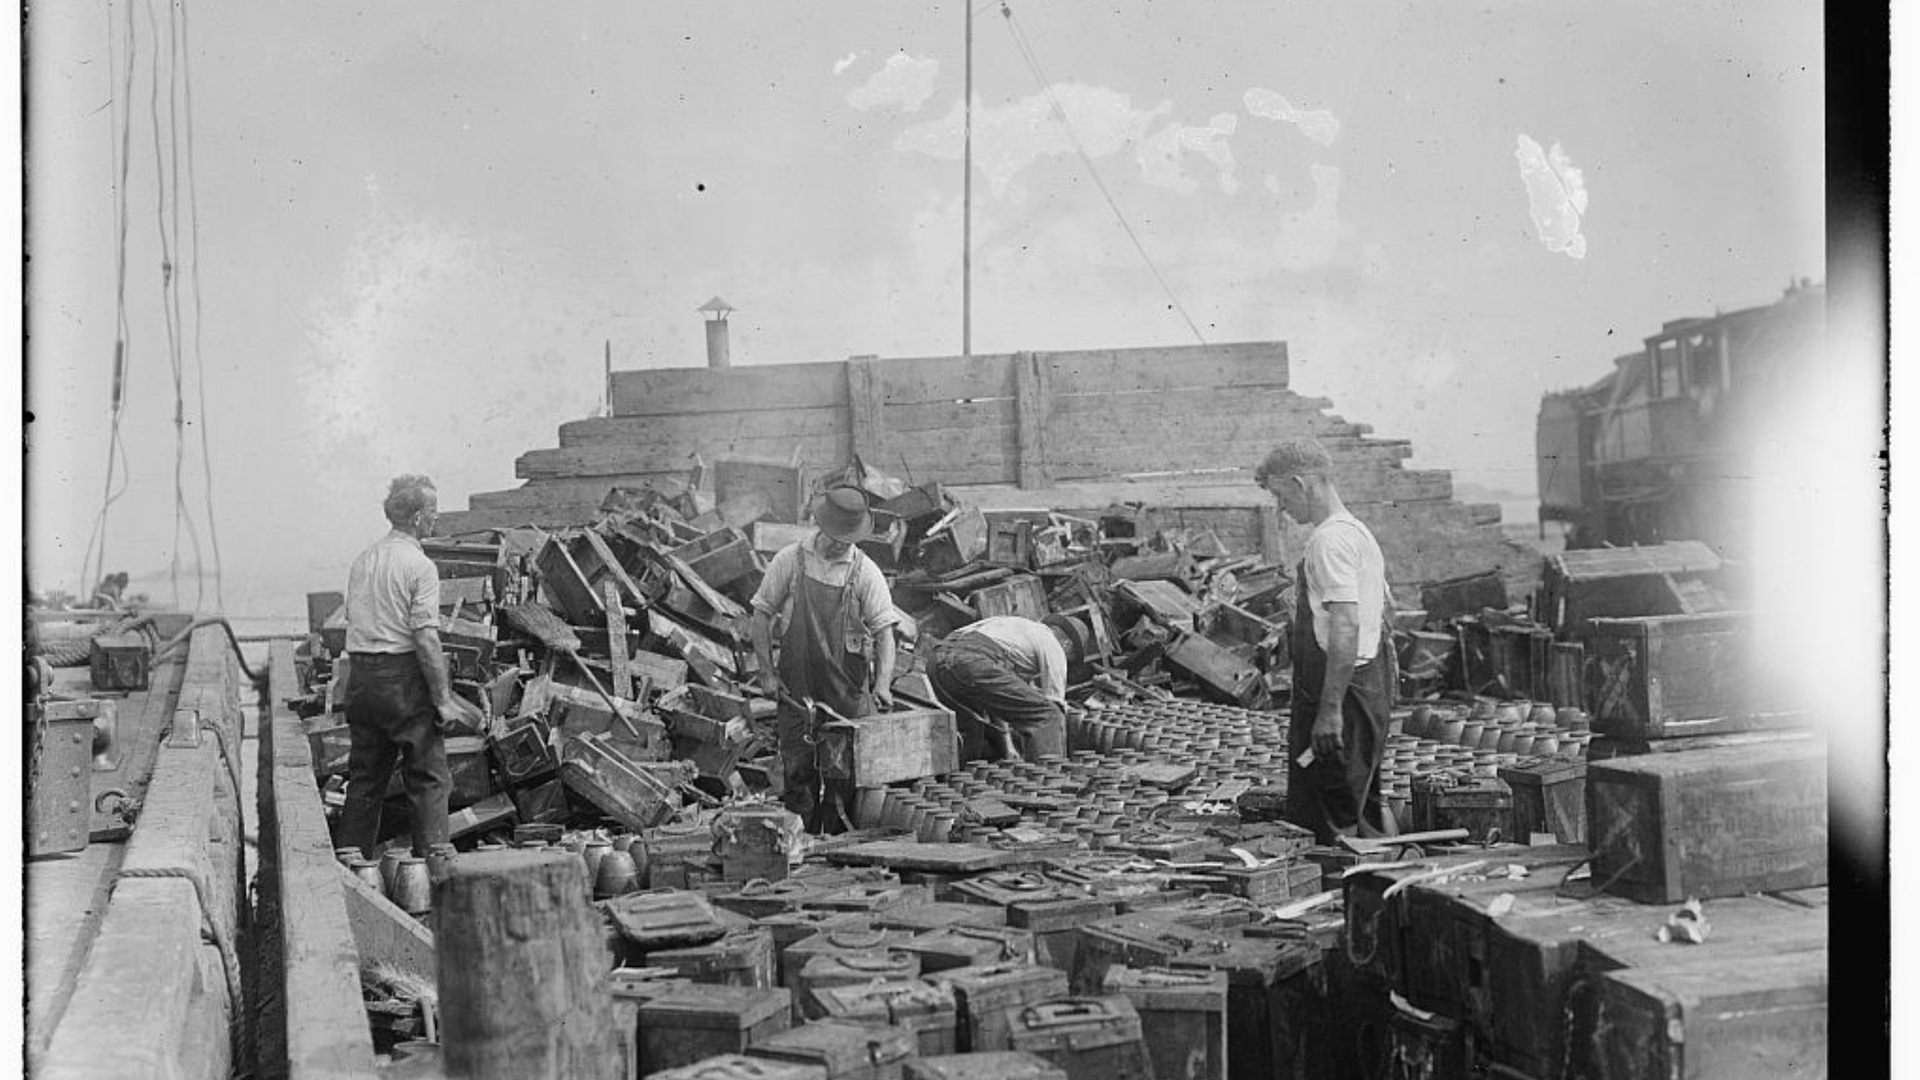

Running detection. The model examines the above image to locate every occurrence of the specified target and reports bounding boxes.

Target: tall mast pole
[962,0,973,357]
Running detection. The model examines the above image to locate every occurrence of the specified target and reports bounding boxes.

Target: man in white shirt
[1258,438,1398,842]
[750,486,901,830]
[926,615,1070,761]
[339,474,479,858]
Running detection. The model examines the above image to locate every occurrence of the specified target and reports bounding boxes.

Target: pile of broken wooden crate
[296,468,1826,1078]
[362,754,1826,1079]
[295,462,1296,850]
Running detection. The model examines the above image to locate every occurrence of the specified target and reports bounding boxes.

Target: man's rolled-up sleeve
[751,546,797,618]
[407,561,441,631]
[1306,530,1364,608]
[855,561,902,634]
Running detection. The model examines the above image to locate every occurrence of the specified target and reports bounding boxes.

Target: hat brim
[814,510,873,544]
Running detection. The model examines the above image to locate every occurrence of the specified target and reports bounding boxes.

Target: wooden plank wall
[525,342,1294,490]
[446,338,1535,596]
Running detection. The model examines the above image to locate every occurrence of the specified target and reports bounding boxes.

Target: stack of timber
[436,341,1538,604]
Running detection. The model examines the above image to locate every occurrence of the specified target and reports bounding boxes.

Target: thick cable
[82,0,140,598]
[117,865,250,1071]
[152,616,267,686]
[178,0,225,610]
[998,5,1208,345]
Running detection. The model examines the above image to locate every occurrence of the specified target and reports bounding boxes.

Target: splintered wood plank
[519,434,848,480]
[611,361,850,416]
[604,580,634,700]
[337,862,438,987]
[559,405,849,447]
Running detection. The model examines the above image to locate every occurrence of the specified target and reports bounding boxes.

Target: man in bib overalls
[750,486,900,831]
[1257,439,1399,843]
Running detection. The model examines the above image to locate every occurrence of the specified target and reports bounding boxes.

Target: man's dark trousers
[928,634,1066,761]
[339,651,451,857]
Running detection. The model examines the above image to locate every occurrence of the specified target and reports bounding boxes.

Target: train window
[1652,339,1682,398]
[1684,332,1721,393]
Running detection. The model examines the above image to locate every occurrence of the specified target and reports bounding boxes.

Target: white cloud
[833,52,861,77]
[1244,87,1340,145]
[1137,112,1239,194]
[847,52,940,113]
[895,83,1171,197]
[1515,134,1589,259]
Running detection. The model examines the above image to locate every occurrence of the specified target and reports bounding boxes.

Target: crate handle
[826,929,890,948]
[1018,998,1108,1028]
[838,952,907,972]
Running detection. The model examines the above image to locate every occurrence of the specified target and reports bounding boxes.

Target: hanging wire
[179,0,226,610]
[144,0,207,611]
[80,0,139,600]
[996,3,1208,346]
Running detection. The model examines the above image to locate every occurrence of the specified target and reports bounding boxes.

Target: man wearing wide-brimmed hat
[750,485,901,830]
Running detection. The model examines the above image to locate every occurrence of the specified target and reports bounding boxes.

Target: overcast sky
[24,0,1825,617]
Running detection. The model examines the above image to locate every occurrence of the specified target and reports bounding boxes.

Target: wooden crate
[906,1051,1067,1080]
[1161,631,1263,707]
[1491,625,1536,700]
[635,983,793,1074]
[1547,641,1586,709]
[1585,727,1818,762]
[715,456,813,526]
[654,1055,826,1080]
[559,735,694,830]
[1169,935,1324,1080]
[1071,915,1229,996]
[925,962,1072,1053]
[89,632,152,692]
[970,574,1049,621]
[1540,542,1723,639]
[1584,612,1792,738]
[672,528,762,590]
[1101,966,1228,1080]
[1498,758,1587,845]
[747,1019,916,1080]
[1585,741,1827,903]
[815,980,960,1057]
[1006,996,1156,1080]
[1476,892,1648,1078]
[1386,991,1469,1080]
[815,705,958,787]
[647,927,778,989]
[1573,950,1827,1080]
[1396,846,1591,1017]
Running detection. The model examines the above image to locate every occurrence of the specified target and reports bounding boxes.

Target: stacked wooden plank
[436,342,1535,601]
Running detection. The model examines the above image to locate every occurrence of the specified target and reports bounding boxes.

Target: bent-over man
[338,474,477,858]
[926,615,1069,762]
[1258,438,1398,843]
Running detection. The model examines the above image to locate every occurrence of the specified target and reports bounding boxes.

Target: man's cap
[812,485,874,543]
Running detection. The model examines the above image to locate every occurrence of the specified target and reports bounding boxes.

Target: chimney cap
[697,296,735,317]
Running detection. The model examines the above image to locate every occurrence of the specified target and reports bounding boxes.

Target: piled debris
[294,458,1298,864]
[294,466,1828,1077]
